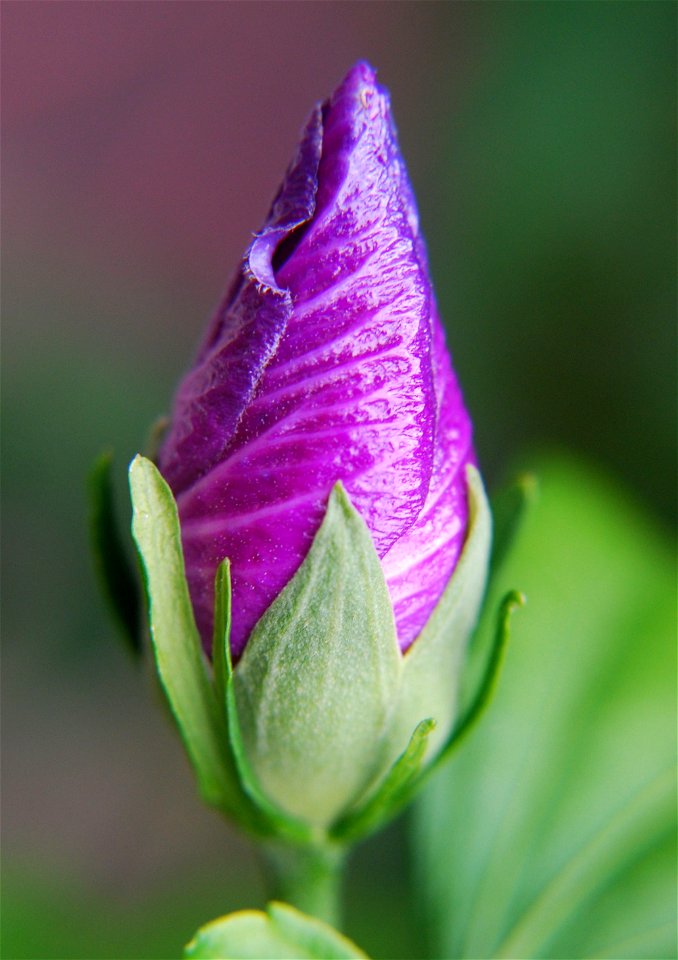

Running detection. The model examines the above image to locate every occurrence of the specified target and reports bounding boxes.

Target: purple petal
[159,107,323,495]
[158,62,474,658]
[382,316,474,650]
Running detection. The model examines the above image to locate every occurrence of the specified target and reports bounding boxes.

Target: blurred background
[3,3,675,958]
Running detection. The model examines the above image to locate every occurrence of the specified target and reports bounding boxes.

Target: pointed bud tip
[343,59,379,87]
[331,60,389,116]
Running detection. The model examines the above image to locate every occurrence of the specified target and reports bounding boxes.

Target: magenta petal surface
[382,316,474,649]
[157,62,475,658]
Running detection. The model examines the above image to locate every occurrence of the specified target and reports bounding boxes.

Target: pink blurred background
[4,2,476,347]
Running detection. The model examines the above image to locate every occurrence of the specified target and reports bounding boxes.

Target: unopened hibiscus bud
[158,61,476,659]
[132,62,491,833]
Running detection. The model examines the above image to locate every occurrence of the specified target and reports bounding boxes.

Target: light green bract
[233,481,402,827]
[184,902,368,960]
[129,456,494,839]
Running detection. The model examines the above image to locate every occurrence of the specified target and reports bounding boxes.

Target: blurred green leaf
[413,455,677,959]
[184,901,368,959]
[88,451,142,655]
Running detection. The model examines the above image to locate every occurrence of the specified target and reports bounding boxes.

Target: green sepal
[341,475,532,854]
[212,560,313,844]
[331,467,491,841]
[233,482,402,829]
[488,471,537,579]
[129,455,243,813]
[441,469,536,756]
[332,590,522,843]
[384,465,493,766]
[441,589,524,761]
[128,454,516,844]
[211,559,232,724]
[184,902,368,960]
[89,451,142,655]
[332,468,525,841]
[332,718,435,842]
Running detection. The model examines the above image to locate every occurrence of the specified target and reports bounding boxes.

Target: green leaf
[413,455,677,959]
[88,451,142,655]
[128,455,240,811]
[184,901,368,959]
[233,482,402,828]
[492,768,675,960]
[385,466,492,766]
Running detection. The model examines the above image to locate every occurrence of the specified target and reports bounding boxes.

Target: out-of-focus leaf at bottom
[413,455,677,959]
[184,902,368,959]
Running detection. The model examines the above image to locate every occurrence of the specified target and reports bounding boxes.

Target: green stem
[260,840,346,929]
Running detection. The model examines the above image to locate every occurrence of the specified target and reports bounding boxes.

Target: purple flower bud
[157,62,475,660]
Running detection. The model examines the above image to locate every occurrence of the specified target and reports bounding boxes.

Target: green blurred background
[3,3,675,958]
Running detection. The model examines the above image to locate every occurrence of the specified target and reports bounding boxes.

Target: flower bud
[157,61,476,661]
[135,62,492,832]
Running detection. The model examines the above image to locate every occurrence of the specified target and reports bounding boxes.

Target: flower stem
[260,840,346,929]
